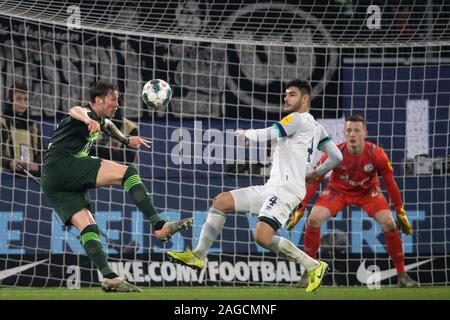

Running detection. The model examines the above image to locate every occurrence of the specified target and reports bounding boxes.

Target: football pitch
[0,286,449,300]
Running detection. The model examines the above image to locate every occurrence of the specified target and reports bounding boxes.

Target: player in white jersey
[168,80,343,292]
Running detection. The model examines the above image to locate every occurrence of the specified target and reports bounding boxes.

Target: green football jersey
[46,104,105,159]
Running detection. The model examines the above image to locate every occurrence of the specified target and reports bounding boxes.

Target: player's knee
[212,192,233,213]
[80,224,102,248]
[253,230,271,249]
[254,237,268,248]
[253,219,277,249]
[122,166,139,185]
[375,210,397,231]
[382,219,397,231]
[307,207,329,228]
[124,165,138,177]
[81,224,99,235]
[307,215,323,228]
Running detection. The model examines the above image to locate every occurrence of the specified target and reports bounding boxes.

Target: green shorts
[41,155,102,226]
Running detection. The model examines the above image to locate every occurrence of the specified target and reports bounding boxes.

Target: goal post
[0,0,449,288]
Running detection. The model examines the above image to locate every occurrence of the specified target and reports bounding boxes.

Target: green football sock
[122,166,163,227]
[80,224,116,277]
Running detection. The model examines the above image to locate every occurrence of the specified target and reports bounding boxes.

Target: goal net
[0,0,449,288]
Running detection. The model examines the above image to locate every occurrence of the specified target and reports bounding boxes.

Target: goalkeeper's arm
[376,147,413,235]
[286,176,322,231]
[381,167,413,235]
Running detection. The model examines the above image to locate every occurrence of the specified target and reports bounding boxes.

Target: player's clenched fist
[86,119,100,134]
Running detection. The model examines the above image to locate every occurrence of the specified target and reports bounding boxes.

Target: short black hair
[285,79,312,96]
[90,80,118,103]
[346,114,366,129]
[8,82,28,102]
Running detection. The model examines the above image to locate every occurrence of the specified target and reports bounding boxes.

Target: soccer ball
[142,79,172,110]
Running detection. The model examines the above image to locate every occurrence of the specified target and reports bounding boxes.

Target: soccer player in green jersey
[41,80,192,292]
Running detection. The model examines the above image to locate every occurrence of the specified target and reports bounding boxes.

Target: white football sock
[270,235,320,272]
[194,207,226,259]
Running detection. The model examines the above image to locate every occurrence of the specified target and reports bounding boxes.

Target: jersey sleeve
[299,152,328,208]
[309,124,342,176]
[273,113,303,137]
[374,147,404,213]
[314,152,329,170]
[317,124,332,151]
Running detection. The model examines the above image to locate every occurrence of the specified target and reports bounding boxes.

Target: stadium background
[0,0,449,288]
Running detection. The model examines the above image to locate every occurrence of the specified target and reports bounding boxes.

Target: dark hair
[8,82,28,102]
[346,114,366,129]
[285,79,312,96]
[90,80,118,102]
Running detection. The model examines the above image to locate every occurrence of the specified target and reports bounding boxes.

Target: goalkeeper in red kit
[287,115,418,288]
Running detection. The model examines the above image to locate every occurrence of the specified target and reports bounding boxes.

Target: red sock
[304,224,321,259]
[384,228,405,274]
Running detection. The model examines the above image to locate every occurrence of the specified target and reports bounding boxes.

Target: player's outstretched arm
[102,119,150,149]
[236,113,309,144]
[127,136,151,149]
[235,126,278,144]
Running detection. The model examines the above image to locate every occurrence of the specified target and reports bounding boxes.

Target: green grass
[0,286,449,300]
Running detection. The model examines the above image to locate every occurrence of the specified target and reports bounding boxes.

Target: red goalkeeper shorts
[314,185,391,218]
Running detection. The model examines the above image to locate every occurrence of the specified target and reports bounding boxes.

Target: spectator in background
[0,82,42,176]
[394,6,415,37]
[94,108,139,166]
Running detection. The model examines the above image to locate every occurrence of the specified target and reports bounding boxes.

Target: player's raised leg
[374,210,419,288]
[254,190,327,293]
[97,159,192,241]
[253,219,327,293]
[71,209,141,292]
[167,191,233,271]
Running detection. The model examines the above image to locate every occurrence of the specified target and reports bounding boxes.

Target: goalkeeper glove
[396,207,413,235]
[286,205,306,231]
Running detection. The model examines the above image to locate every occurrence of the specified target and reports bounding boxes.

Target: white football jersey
[267,112,331,199]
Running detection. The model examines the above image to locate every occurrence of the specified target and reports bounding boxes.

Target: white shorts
[230,185,300,229]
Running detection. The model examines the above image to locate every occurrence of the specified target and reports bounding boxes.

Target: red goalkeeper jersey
[301,141,403,213]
